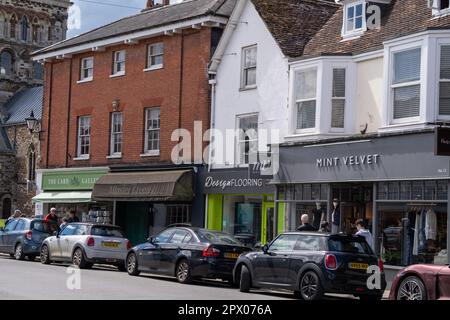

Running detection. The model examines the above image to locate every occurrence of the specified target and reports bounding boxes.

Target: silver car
[40,223,131,271]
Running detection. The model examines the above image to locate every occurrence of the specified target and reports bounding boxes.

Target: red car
[389,264,450,300]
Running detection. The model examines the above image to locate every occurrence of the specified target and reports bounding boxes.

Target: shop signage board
[42,170,108,191]
[435,127,450,156]
[201,168,275,194]
[276,132,450,183]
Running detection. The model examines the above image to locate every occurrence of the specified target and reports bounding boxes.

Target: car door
[64,225,88,258]
[253,234,299,286]
[0,220,19,253]
[438,265,450,299]
[141,228,176,272]
[159,229,190,273]
[5,219,25,253]
[50,224,77,259]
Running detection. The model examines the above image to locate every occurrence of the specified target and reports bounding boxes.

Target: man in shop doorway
[45,208,59,223]
[331,198,341,234]
[355,219,374,250]
[67,210,80,223]
[297,214,316,232]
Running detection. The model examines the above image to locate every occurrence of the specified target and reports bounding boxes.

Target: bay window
[440,45,450,116]
[295,69,317,130]
[391,48,421,121]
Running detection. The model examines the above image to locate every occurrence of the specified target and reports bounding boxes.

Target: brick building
[32,0,236,244]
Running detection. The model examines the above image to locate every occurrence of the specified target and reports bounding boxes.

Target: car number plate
[349,262,369,270]
[224,252,240,259]
[102,242,119,248]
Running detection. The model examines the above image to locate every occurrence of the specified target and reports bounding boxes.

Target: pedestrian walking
[67,210,80,223]
[297,214,316,231]
[44,208,59,223]
[355,219,374,250]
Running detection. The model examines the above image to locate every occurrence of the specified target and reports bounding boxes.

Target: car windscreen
[196,230,242,245]
[91,226,125,238]
[328,237,372,255]
[32,220,59,234]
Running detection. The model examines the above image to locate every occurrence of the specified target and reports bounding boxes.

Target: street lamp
[25,111,38,134]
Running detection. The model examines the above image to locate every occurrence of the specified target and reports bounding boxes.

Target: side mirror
[262,244,269,254]
[147,237,155,244]
[53,231,58,236]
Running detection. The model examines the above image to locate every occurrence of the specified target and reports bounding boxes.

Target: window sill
[110,72,125,78]
[143,65,163,72]
[106,154,122,159]
[77,78,93,84]
[140,151,160,157]
[239,85,257,92]
[73,156,90,161]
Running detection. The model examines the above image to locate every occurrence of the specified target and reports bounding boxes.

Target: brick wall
[41,28,213,169]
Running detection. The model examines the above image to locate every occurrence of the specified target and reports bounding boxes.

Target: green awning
[32,191,92,203]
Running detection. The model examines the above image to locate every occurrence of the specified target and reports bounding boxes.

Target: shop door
[120,203,150,246]
[262,204,275,245]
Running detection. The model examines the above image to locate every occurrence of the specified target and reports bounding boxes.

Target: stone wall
[0,151,15,218]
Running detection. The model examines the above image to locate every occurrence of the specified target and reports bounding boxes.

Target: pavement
[0,254,387,300]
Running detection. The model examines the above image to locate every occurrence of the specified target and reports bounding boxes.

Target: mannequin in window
[331,198,341,234]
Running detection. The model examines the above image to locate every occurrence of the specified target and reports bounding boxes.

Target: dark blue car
[0,218,59,260]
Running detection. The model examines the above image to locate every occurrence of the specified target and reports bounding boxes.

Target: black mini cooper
[233,232,386,300]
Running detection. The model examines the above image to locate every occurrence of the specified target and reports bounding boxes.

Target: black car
[126,227,251,284]
[0,218,59,260]
[233,232,387,300]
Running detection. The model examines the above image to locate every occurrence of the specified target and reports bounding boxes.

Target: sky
[67,0,148,38]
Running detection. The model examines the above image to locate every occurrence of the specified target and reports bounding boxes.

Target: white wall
[211,0,289,169]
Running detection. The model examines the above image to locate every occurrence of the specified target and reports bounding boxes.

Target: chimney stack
[145,0,172,10]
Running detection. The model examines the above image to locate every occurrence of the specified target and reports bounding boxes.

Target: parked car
[389,264,450,300]
[126,227,251,284]
[233,232,386,300]
[0,218,59,261]
[40,223,131,271]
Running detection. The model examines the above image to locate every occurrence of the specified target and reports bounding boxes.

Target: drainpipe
[207,77,217,173]
[45,63,54,167]
[65,59,73,167]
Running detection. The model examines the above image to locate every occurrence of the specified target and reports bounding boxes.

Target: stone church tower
[0,0,70,218]
[0,0,71,105]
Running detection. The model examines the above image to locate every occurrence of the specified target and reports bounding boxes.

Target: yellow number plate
[102,242,119,248]
[349,263,369,270]
[224,252,240,259]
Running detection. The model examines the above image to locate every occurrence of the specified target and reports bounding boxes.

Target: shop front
[202,168,279,247]
[92,168,198,246]
[33,168,110,222]
[274,131,450,274]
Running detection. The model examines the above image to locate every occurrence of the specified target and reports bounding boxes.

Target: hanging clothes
[419,208,427,252]
[425,208,437,240]
[413,212,419,255]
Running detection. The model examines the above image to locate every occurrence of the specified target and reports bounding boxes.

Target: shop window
[439,45,450,116]
[437,181,448,200]
[391,48,421,121]
[411,181,424,200]
[400,182,411,200]
[380,204,447,266]
[166,205,191,226]
[388,182,399,200]
[236,114,258,166]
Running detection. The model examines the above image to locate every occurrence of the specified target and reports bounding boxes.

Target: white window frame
[79,57,93,82]
[111,50,126,77]
[342,0,367,39]
[109,112,123,157]
[240,45,257,90]
[143,108,160,156]
[235,113,259,167]
[293,67,319,134]
[330,67,347,131]
[437,41,450,119]
[77,116,91,159]
[388,44,423,125]
[145,43,164,71]
[432,0,450,17]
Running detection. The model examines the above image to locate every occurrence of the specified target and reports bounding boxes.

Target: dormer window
[342,1,366,38]
[432,0,450,16]
[440,0,450,10]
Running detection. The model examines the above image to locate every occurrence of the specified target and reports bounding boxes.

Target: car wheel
[126,253,140,276]
[72,248,89,269]
[40,245,51,264]
[299,271,324,301]
[396,276,427,301]
[117,264,127,272]
[176,259,193,284]
[239,265,251,293]
[14,243,25,261]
